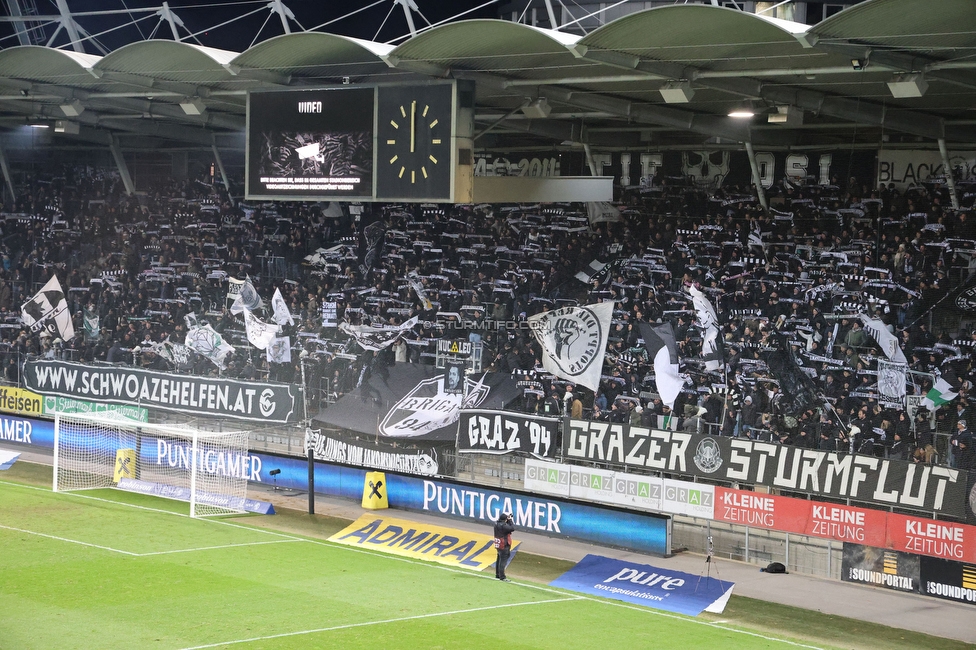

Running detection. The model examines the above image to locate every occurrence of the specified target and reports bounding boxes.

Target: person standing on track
[493,511,515,581]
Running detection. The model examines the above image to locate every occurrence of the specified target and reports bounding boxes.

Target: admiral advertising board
[23,360,301,424]
[329,513,515,571]
[561,420,969,517]
[457,410,560,458]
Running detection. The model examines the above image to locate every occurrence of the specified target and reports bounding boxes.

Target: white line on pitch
[0,523,140,556]
[583,598,825,650]
[136,539,303,556]
[177,596,584,650]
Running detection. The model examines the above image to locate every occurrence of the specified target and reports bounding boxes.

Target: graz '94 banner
[561,419,970,517]
[457,410,560,458]
[24,360,301,424]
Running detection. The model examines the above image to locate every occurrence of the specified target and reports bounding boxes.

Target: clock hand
[410,100,416,153]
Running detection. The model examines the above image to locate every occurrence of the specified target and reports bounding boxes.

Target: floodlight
[521,98,551,119]
[59,100,85,117]
[179,97,207,115]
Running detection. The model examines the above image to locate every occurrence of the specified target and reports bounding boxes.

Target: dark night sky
[0,0,503,53]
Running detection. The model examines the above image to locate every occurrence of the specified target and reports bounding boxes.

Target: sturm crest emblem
[379,374,490,438]
[539,306,605,377]
[693,437,723,474]
[956,285,976,313]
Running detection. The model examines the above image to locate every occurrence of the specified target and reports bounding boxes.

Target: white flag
[271,288,294,326]
[21,275,75,341]
[229,277,262,315]
[339,316,419,352]
[688,285,722,371]
[859,314,907,364]
[877,360,907,402]
[528,301,613,392]
[185,325,235,370]
[267,336,292,364]
[243,309,279,350]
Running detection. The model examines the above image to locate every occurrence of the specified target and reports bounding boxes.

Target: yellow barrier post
[113,449,136,483]
[362,471,389,510]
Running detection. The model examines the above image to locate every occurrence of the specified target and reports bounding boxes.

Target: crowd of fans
[2,163,976,472]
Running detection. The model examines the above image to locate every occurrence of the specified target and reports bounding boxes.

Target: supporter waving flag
[243,308,279,350]
[638,321,685,409]
[687,285,722,372]
[21,275,74,341]
[271,288,295,327]
[528,301,613,392]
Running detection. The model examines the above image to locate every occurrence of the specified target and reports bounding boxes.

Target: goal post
[53,412,251,518]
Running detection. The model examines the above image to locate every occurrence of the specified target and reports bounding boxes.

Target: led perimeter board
[246,87,375,200]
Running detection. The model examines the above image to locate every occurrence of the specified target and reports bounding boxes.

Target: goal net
[53,412,251,517]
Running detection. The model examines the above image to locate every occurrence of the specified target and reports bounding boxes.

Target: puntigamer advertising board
[562,420,969,517]
[23,360,301,424]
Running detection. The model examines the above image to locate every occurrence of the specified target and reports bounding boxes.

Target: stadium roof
[0,0,974,151]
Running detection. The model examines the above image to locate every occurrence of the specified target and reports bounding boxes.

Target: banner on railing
[23,360,301,424]
[561,420,969,517]
[315,363,521,441]
[524,459,714,519]
[456,410,560,458]
[305,428,440,477]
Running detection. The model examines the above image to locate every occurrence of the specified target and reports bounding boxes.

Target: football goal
[53,412,251,517]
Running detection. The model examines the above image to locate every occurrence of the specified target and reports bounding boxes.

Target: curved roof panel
[811,0,976,52]
[94,41,238,83]
[578,5,831,70]
[390,19,580,72]
[232,32,392,73]
[0,45,101,85]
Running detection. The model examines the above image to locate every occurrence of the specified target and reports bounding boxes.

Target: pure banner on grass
[550,554,733,616]
[329,513,517,571]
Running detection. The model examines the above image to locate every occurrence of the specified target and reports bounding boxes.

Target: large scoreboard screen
[246,88,375,200]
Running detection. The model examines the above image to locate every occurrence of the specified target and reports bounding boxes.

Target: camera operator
[493,511,516,582]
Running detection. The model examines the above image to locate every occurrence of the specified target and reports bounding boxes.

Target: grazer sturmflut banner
[561,420,970,517]
[457,409,560,458]
[305,428,439,477]
[24,360,301,424]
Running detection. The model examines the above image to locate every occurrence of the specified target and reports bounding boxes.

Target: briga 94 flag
[457,410,560,458]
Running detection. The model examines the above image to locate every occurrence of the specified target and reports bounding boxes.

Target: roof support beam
[108,133,135,196]
[212,138,230,192]
[0,134,16,205]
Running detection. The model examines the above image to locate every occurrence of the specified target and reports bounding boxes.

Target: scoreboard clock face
[375,84,455,201]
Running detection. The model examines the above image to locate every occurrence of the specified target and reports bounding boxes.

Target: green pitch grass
[0,464,969,650]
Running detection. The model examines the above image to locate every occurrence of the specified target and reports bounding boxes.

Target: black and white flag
[688,285,722,371]
[340,316,419,352]
[21,275,74,341]
[528,301,613,392]
[229,276,262,314]
[859,314,907,363]
[877,359,907,402]
[639,321,685,408]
